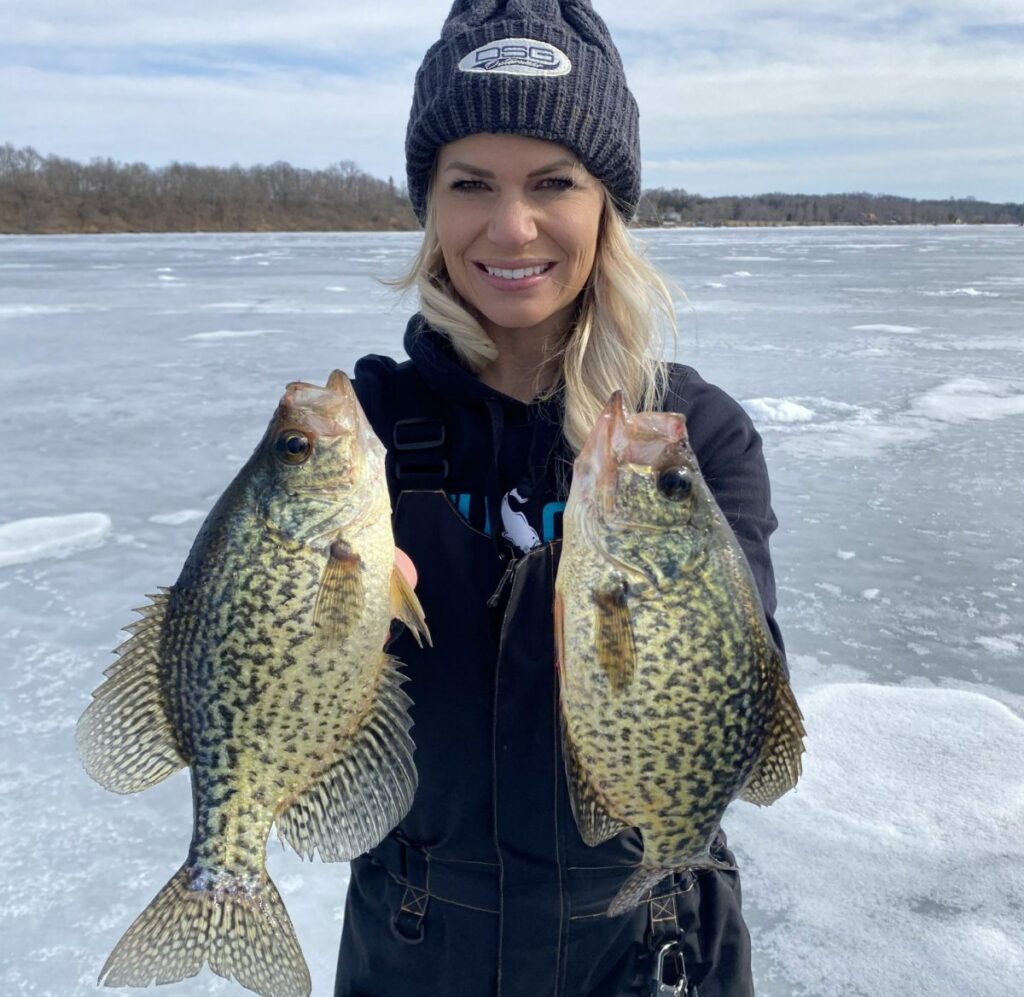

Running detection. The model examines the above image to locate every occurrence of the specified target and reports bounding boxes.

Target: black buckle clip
[393,417,445,452]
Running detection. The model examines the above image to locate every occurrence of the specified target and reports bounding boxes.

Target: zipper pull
[486,558,517,608]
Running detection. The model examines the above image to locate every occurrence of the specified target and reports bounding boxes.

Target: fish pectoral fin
[276,654,416,861]
[594,581,637,691]
[390,564,432,648]
[562,724,631,846]
[76,589,186,794]
[741,663,806,807]
[99,863,310,996]
[313,541,365,643]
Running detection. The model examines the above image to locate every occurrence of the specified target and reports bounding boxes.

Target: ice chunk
[0,514,112,568]
[743,398,816,424]
[148,509,207,526]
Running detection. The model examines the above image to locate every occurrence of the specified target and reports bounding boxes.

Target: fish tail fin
[607,865,668,917]
[99,863,310,996]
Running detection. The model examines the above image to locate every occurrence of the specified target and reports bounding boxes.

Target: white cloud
[1,0,1021,199]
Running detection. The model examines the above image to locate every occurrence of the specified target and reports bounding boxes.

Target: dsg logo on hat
[457,37,572,77]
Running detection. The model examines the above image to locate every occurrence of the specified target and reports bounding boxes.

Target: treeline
[0,145,416,234]
[1,144,1021,233]
[635,188,1024,226]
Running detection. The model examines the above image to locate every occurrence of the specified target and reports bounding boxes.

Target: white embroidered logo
[458,37,572,77]
[500,487,542,553]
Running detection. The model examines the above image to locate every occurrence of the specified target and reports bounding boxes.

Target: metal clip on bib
[651,941,687,996]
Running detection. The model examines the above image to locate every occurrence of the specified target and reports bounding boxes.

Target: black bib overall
[334,355,756,997]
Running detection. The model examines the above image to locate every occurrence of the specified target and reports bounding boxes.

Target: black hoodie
[336,315,778,997]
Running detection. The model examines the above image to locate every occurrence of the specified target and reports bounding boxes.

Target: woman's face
[433,133,605,346]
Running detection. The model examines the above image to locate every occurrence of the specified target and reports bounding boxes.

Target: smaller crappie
[77,370,429,997]
[555,392,804,916]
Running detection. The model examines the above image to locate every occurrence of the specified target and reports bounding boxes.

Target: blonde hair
[396,182,676,454]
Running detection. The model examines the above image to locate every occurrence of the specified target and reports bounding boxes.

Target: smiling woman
[433,134,604,392]
[330,2,786,997]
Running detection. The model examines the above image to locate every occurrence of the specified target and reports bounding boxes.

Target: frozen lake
[2,226,1023,996]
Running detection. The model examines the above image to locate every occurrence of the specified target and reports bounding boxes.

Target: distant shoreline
[2,221,1021,237]
[3,143,1022,234]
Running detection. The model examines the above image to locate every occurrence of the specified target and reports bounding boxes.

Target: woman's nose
[488,195,538,247]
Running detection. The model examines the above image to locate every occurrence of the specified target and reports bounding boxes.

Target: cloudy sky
[3,1,1022,201]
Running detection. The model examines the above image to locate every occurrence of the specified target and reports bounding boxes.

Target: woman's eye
[450,179,488,192]
[538,176,576,191]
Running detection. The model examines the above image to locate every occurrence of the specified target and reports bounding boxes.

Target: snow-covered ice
[2,226,1022,996]
[0,513,112,567]
[148,509,208,526]
[724,681,1024,997]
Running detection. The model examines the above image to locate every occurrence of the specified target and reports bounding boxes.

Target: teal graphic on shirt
[448,492,565,549]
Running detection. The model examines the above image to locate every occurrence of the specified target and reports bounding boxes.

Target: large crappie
[554,392,804,916]
[77,370,429,996]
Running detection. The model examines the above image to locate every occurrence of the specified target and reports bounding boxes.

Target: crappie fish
[77,370,429,996]
[554,392,804,916]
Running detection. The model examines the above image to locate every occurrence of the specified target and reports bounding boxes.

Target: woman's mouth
[479,262,554,280]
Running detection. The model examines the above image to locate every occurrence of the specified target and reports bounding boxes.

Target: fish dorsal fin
[390,564,432,648]
[562,723,631,846]
[740,657,806,806]
[594,580,636,692]
[76,590,186,794]
[276,654,416,861]
[313,540,365,643]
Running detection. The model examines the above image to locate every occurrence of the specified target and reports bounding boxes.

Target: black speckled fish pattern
[555,394,805,917]
[76,371,429,996]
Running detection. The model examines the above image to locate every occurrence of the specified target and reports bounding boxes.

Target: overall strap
[376,360,450,495]
[391,361,448,491]
[648,873,698,996]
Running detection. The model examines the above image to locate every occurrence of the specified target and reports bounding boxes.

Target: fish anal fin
[76,591,186,794]
[276,655,416,861]
[741,661,806,807]
[390,564,431,648]
[99,863,310,996]
[594,581,636,691]
[563,725,631,847]
[313,541,365,643]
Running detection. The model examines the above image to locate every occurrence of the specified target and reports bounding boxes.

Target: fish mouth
[274,369,381,456]
[575,391,688,501]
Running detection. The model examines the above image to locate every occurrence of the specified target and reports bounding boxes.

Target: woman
[336,2,782,995]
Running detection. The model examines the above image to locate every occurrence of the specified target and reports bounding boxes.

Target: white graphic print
[500,487,542,553]
[458,37,572,77]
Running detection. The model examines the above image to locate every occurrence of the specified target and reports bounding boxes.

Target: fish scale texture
[556,405,804,916]
[78,373,424,997]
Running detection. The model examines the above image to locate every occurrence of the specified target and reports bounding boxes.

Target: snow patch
[742,398,816,424]
[912,378,1024,424]
[0,514,112,568]
[725,683,1024,997]
[923,287,999,297]
[850,324,920,333]
[975,634,1024,656]
[148,509,207,526]
[184,329,280,342]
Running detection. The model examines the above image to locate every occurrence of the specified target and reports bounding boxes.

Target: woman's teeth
[483,264,551,280]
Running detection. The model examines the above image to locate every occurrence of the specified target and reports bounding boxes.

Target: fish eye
[657,467,692,501]
[274,430,312,465]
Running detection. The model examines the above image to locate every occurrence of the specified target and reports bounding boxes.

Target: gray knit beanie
[406,0,640,224]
